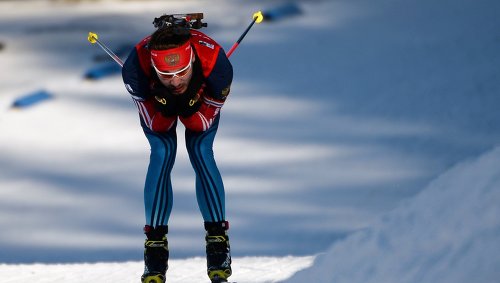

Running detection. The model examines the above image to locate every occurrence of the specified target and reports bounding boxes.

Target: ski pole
[88,11,263,65]
[87,32,124,67]
[226,11,264,58]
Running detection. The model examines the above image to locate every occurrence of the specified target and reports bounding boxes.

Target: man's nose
[170,76,182,85]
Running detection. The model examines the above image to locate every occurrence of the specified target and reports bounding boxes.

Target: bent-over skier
[122,18,233,283]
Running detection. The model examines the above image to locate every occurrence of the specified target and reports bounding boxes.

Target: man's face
[156,60,194,95]
[151,43,194,95]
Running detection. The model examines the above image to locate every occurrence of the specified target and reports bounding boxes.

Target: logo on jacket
[221,87,230,99]
[189,93,200,106]
[155,96,167,105]
[198,40,215,49]
[125,84,135,94]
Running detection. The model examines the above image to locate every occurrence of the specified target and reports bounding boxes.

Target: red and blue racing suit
[122,30,233,227]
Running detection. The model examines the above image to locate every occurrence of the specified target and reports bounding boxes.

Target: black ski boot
[205,221,232,283]
[141,225,169,283]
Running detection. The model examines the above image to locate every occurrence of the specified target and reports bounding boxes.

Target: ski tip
[262,3,302,22]
[83,61,121,80]
[11,89,53,109]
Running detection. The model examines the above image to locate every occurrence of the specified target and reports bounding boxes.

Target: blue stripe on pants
[142,119,177,227]
[185,114,226,222]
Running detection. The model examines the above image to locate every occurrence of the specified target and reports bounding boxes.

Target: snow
[287,146,500,283]
[0,256,314,282]
[0,0,499,282]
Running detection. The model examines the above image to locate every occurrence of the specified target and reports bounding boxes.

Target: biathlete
[121,15,233,283]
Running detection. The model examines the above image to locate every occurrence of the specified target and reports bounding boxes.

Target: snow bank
[286,146,500,283]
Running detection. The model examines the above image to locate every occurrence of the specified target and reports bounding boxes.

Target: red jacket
[122,30,233,132]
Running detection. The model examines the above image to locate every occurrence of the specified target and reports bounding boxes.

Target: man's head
[149,27,194,94]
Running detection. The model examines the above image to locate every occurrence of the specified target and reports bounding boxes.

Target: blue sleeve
[206,48,233,100]
[121,48,150,101]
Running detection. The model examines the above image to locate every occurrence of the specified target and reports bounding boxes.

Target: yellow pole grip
[253,11,264,23]
[88,32,98,44]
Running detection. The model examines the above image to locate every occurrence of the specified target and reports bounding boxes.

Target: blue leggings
[141,115,225,227]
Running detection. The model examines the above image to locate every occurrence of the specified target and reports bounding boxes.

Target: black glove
[176,64,205,117]
[176,88,202,117]
[151,84,177,117]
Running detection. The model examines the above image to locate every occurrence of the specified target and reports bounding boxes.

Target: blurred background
[0,0,499,265]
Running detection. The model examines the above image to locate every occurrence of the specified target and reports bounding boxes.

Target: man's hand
[176,86,203,117]
[151,85,177,117]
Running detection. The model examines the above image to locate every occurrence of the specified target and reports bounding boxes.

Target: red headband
[150,41,192,71]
